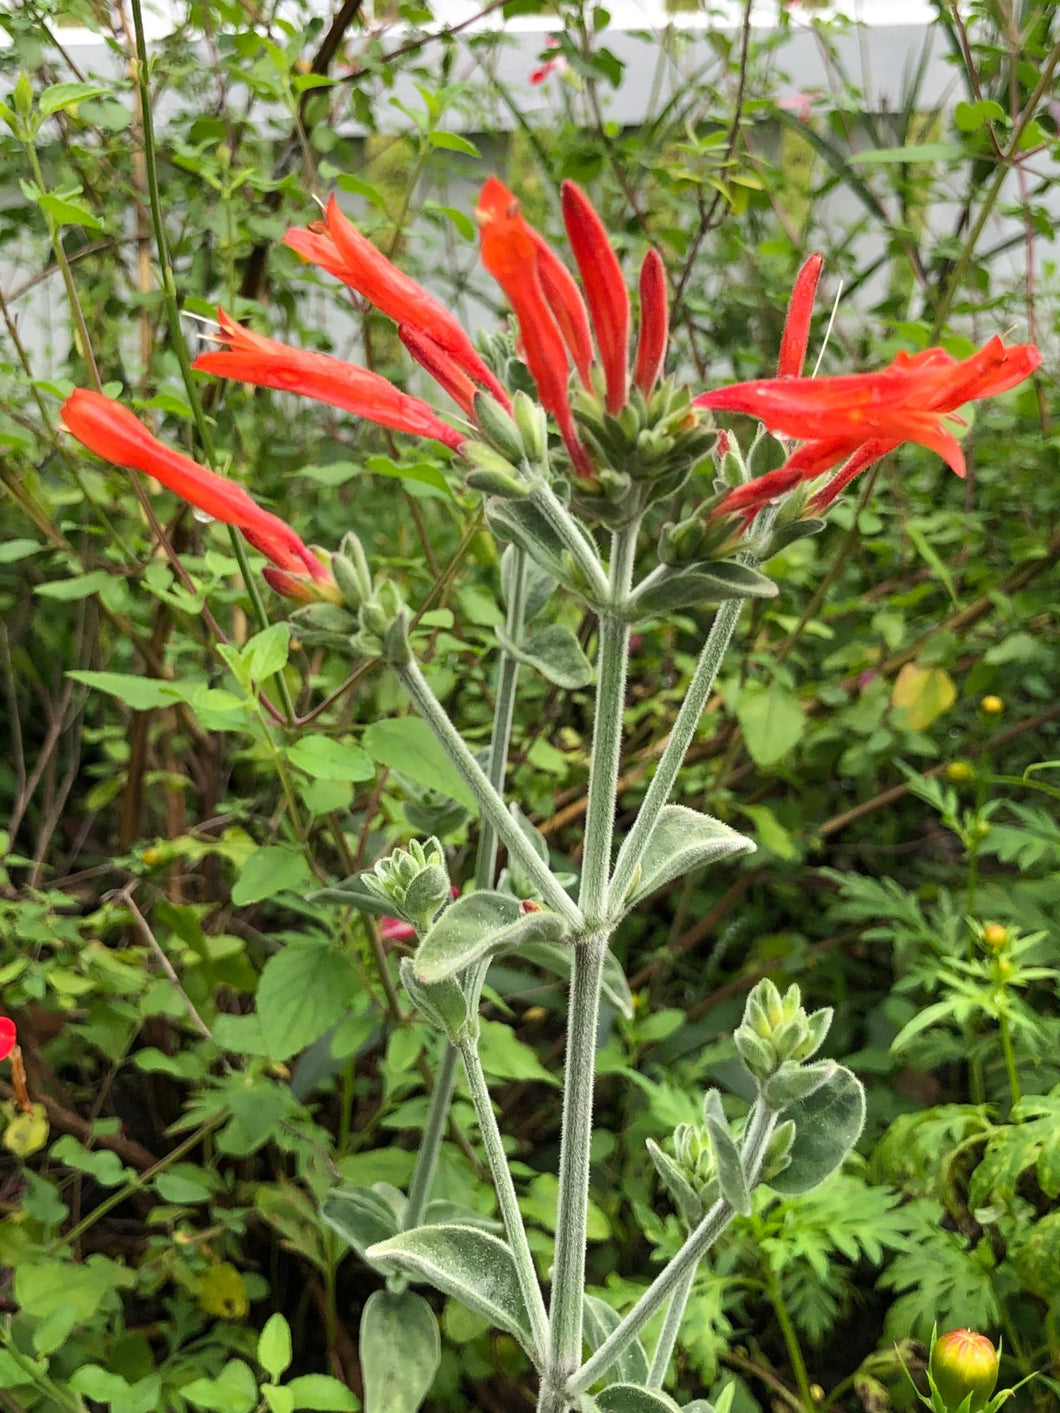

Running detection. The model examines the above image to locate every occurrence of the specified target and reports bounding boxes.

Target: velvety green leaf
[514,940,634,1019]
[583,1296,650,1386]
[595,1385,681,1412]
[366,1225,534,1352]
[255,943,360,1061]
[768,1066,866,1195]
[322,1187,402,1259]
[630,806,754,906]
[496,623,593,689]
[631,562,777,617]
[414,891,566,984]
[363,717,477,813]
[360,1288,440,1413]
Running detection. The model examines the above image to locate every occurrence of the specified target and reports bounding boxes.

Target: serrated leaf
[232,846,315,906]
[360,1288,440,1412]
[414,892,566,984]
[496,624,593,689]
[255,943,360,1061]
[630,806,754,906]
[768,1066,866,1195]
[366,1225,534,1353]
[181,1360,257,1413]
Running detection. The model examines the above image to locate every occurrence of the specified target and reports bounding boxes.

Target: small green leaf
[849,142,963,164]
[0,538,43,563]
[768,1066,866,1195]
[37,191,103,229]
[735,681,805,767]
[181,1359,258,1413]
[285,1374,359,1410]
[363,717,477,813]
[583,1296,650,1385]
[427,130,480,156]
[630,806,754,906]
[365,455,452,499]
[67,670,185,711]
[496,624,593,689]
[414,892,566,984]
[258,1312,293,1382]
[39,81,108,115]
[366,1225,535,1353]
[287,734,374,782]
[360,1288,440,1412]
[245,622,291,681]
[36,570,112,601]
[232,846,315,906]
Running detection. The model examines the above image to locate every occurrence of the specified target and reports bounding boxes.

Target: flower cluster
[59,176,1040,597]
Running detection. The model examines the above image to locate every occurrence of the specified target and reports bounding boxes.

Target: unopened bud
[945,761,975,783]
[511,390,547,463]
[981,924,1008,951]
[472,392,526,464]
[930,1329,999,1412]
[980,695,1004,716]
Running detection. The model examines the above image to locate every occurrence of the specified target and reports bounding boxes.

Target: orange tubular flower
[399,325,478,418]
[776,252,823,378]
[634,247,668,397]
[530,229,595,389]
[284,196,510,408]
[477,177,593,478]
[193,311,468,452]
[561,181,630,413]
[60,389,328,580]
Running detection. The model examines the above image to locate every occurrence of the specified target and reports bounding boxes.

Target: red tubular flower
[777,252,823,378]
[634,247,668,397]
[697,335,1042,479]
[477,177,593,477]
[399,325,478,418]
[530,230,594,389]
[193,311,468,452]
[561,181,630,413]
[284,196,510,407]
[0,1017,16,1062]
[60,389,327,579]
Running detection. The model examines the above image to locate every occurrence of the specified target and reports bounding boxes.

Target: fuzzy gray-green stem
[568,1099,777,1396]
[646,1262,697,1388]
[395,654,581,929]
[403,1042,459,1231]
[540,929,610,1409]
[460,1039,550,1360]
[607,595,742,914]
[529,481,611,605]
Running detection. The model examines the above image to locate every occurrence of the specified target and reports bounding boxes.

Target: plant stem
[460,1039,551,1359]
[998,1006,1021,1111]
[646,1262,696,1388]
[403,1041,459,1230]
[569,1100,777,1396]
[579,528,637,924]
[766,1264,815,1412]
[395,655,581,928]
[608,595,742,914]
[529,482,611,605]
[540,929,609,1410]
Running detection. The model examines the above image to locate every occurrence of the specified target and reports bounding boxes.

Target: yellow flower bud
[980,695,1004,715]
[945,761,975,783]
[931,1329,999,1412]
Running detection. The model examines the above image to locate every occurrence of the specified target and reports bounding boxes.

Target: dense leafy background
[0,1,1058,1410]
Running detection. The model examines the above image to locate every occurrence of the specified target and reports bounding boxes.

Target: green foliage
[0,0,1057,1408]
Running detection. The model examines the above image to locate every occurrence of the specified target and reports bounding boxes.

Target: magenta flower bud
[931,1329,999,1412]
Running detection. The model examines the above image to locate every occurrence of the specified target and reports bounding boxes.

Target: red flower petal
[0,1017,17,1061]
[399,325,479,418]
[194,311,468,452]
[561,181,630,413]
[777,253,823,378]
[530,229,594,390]
[60,390,324,577]
[284,197,510,407]
[634,247,668,397]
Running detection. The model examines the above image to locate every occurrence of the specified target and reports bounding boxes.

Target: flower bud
[981,923,1008,951]
[945,761,975,784]
[512,390,547,463]
[980,695,1004,716]
[472,391,526,464]
[930,1329,999,1412]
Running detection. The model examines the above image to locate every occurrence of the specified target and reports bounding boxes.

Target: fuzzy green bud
[930,1330,999,1412]
[511,391,547,463]
[472,392,526,464]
